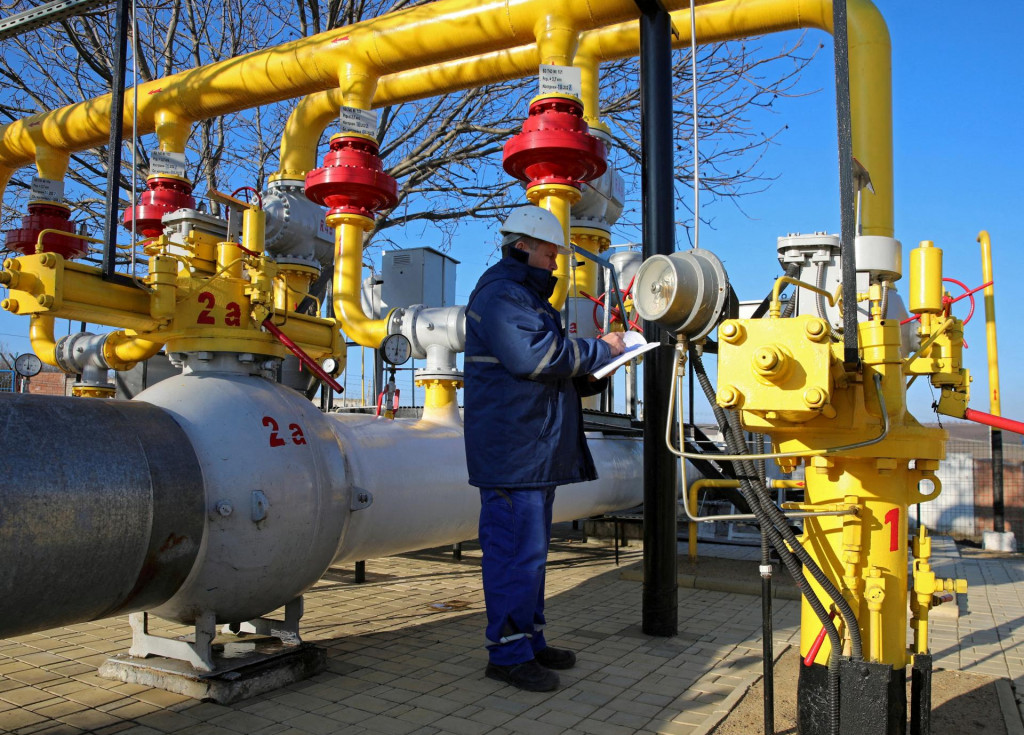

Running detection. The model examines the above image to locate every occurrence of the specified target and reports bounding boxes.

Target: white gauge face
[381,334,412,366]
[634,255,677,321]
[14,353,42,378]
[321,357,339,375]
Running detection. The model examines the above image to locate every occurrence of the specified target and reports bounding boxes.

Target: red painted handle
[803,609,839,666]
[964,408,1024,436]
[262,318,342,393]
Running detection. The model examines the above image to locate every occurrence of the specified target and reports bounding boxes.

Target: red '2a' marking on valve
[262,416,306,448]
[884,507,900,551]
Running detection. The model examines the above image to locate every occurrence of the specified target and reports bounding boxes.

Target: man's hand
[600,332,627,356]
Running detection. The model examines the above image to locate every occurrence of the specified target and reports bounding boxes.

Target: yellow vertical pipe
[978,231,1001,416]
[419,379,464,424]
[527,184,580,311]
[330,213,388,347]
[153,110,191,153]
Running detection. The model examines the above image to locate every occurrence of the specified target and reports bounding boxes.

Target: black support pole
[101,0,131,279]
[992,429,1005,533]
[637,0,678,638]
[833,0,859,369]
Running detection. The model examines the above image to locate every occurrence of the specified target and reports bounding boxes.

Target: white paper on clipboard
[592,331,660,380]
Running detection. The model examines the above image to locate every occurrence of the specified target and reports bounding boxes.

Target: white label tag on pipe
[150,150,187,178]
[539,65,582,98]
[30,177,65,203]
[339,107,377,137]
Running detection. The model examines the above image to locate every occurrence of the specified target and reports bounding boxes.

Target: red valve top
[123,176,196,238]
[5,201,84,259]
[304,135,398,219]
[503,96,607,189]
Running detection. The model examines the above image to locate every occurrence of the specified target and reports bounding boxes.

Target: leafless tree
[0,0,818,262]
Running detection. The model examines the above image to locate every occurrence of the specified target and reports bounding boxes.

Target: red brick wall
[26,371,72,396]
[973,458,1024,538]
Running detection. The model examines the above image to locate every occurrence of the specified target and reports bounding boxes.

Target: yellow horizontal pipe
[274,0,891,237]
[0,0,675,174]
[104,331,164,371]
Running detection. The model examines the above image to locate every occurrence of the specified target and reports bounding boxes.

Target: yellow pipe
[978,231,1001,416]
[771,275,837,317]
[153,110,191,154]
[330,213,387,347]
[103,332,164,371]
[0,0,668,172]
[29,315,58,367]
[527,183,580,311]
[418,378,464,424]
[569,228,607,298]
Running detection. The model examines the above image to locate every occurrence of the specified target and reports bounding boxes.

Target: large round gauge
[633,249,730,340]
[380,334,412,366]
[14,353,42,378]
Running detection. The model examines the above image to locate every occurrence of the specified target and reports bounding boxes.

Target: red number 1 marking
[884,507,900,552]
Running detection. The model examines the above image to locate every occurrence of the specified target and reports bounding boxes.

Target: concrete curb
[996,679,1024,735]
[690,646,793,735]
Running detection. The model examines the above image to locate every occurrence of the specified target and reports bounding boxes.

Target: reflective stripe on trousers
[479,485,555,666]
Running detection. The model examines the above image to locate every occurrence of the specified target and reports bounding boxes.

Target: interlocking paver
[1,534,1022,734]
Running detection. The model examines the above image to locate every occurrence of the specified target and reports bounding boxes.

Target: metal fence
[0,369,14,392]
[916,437,1024,542]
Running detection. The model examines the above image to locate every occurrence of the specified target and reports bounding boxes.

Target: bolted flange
[5,201,83,258]
[503,96,606,189]
[304,135,398,219]
[124,176,196,238]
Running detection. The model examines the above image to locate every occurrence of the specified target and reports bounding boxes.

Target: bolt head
[805,319,827,341]
[36,295,54,308]
[803,387,826,409]
[717,385,741,408]
[1,299,17,312]
[720,321,743,344]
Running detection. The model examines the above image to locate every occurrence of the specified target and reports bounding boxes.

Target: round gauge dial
[14,353,42,378]
[321,357,340,375]
[380,334,412,366]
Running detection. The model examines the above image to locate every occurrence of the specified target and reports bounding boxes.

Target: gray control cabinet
[382,247,459,308]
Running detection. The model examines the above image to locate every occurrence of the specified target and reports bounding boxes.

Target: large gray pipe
[0,394,204,638]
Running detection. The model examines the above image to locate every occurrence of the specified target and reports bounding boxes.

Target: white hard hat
[500,206,569,254]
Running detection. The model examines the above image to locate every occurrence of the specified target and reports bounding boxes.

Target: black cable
[690,348,849,735]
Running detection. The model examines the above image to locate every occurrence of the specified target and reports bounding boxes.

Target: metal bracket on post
[128,610,217,672]
[227,596,304,645]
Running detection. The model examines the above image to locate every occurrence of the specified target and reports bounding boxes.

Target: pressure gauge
[321,357,340,375]
[633,248,731,340]
[14,353,42,378]
[380,334,412,366]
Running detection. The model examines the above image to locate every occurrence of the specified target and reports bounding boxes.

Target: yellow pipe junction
[978,230,1001,416]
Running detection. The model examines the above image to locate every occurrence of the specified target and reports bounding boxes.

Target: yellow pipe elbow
[104,331,164,371]
[330,214,388,347]
[31,144,70,183]
[275,91,341,180]
[29,315,58,367]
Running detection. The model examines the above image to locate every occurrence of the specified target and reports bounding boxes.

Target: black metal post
[833,0,859,369]
[637,0,677,637]
[992,429,1005,533]
[101,0,131,279]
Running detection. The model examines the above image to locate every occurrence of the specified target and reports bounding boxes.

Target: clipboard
[592,331,660,380]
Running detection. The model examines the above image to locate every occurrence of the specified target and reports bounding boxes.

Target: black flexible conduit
[760,519,775,735]
[689,348,858,735]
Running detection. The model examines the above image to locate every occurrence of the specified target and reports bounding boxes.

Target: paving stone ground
[0,532,1021,735]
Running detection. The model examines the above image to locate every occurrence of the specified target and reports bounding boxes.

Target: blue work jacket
[463,255,612,489]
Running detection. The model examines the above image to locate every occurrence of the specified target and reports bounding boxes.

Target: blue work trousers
[479,486,555,666]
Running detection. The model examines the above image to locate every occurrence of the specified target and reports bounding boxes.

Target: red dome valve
[123,176,196,238]
[503,96,607,189]
[305,135,398,219]
[5,201,84,258]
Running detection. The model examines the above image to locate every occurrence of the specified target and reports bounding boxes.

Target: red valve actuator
[305,135,398,219]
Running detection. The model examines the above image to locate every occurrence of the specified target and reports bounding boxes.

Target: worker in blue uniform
[464,206,626,691]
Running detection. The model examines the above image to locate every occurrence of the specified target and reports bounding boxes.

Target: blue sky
[2,1,1022,429]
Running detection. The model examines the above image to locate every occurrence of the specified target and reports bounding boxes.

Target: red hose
[261,318,342,393]
[964,408,1024,436]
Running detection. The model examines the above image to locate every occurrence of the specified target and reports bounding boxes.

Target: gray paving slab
[1,533,1023,734]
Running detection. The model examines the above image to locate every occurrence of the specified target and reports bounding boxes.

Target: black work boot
[485,659,559,691]
[534,646,576,670]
